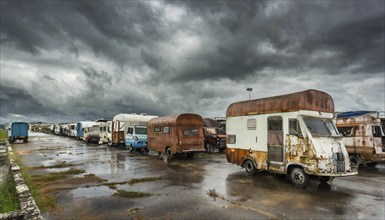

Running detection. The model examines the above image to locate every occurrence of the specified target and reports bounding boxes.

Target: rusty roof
[148,113,204,127]
[226,89,334,117]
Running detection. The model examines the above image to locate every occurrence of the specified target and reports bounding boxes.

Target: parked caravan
[68,123,77,137]
[54,124,60,135]
[147,113,206,160]
[76,121,97,140]
[111,113,158,147]
[336,111,385,167]
[99,121,112,144]
[203,118,226,153]
[83,119,108,143]
[7,122,29,143]
[226,89,357,189]
[59,123,69,136]
[125,125,150,151]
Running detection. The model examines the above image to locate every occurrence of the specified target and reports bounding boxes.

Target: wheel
[144,142,149,152]
[319,176,330,184]
[366,162,378,167]
[128,145,134,152]
[166,147,172,160]
[290,167,310,189]
[24,138,28,143]
[243,160,257,176]
[206,143,214,154]
[349,155,359,166]
[187,152,194,159]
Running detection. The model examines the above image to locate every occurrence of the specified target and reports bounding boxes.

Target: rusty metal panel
[226,148,268,170]
[147,113,205,154]
[148,113,204,127]
[226,89,334,117]
[337,112,385,164]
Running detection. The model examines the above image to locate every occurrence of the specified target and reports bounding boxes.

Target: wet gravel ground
[12,132,385,219]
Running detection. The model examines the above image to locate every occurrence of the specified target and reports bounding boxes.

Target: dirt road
[12,132,385,219]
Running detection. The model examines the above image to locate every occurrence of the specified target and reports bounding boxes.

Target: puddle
[69,186,115,198]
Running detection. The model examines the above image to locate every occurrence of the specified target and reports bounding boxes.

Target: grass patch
[100,176,163,189]
[34,162,83,169]
[9,150,58,211]
[128,177,163,185]
[207,189,225,201]
[32,168,86,182]
[0,171,20,213]
[113,190,151,198]
[0,129,7,140]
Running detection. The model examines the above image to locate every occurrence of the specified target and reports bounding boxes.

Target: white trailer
[226,89,358,188]
[111,113,158,146]
[99,121,112,144]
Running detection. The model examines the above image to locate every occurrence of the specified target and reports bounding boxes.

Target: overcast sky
[1,0,384,124]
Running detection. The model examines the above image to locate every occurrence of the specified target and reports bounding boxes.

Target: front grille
[336,161,345,172]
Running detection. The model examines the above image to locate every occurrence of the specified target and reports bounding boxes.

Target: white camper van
[111,113,158,148]
[99,121,112,144]
[226,90,358,189]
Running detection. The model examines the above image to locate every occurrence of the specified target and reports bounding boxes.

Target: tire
[290,167,310,189]
[144,142,149,152]
[366,162,378,167]
[187,152,194,159]
[206,144,214,154]
[349,155,359,166]
[24,138,28,143]
[319,176,330,184]
[244,160,257,176]
[166,147,172,160]
[128,145,134,152]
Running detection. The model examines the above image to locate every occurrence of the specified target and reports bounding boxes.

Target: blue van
[126,125,149,151]
[8,122,29,143]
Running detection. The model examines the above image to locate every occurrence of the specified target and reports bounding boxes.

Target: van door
[267,116,284,163]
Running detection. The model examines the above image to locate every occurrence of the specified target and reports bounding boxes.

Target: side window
[289,119,302,136]
[268,116,282,131]
[373,126,383,137]
[247,119,256,130]
[100,127,103,132]
[163,127,170,134]
[337,126,353,137]
[154,126,161,132]
[227,134,236,144]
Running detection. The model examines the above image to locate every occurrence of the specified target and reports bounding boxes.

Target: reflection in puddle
[70,186,115,198]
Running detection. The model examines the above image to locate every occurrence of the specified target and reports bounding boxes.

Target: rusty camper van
[203,118,226,153]
[147,113,206,160]
[226,89,357,188]
[336,111,385,167]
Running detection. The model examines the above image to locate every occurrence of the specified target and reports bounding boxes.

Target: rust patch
[227,89,334,117]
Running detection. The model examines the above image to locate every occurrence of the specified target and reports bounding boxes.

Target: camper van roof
[148,113,204,127]
[226,89,334,117]
[113,113,158,122]
[203,118,220,128]
[337,111,375,118]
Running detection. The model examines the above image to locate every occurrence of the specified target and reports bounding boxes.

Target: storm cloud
[0,0,384,123]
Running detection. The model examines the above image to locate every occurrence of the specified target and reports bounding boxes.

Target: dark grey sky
[1,0,384,123]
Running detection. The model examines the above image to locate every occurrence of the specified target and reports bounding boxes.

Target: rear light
[133,136,138,141]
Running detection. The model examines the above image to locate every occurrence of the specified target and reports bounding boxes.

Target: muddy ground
[11,132,385,219]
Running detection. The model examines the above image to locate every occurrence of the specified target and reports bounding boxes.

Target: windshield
[135,127,147,135]
[183,129,199,136]
[303,117,339,137]
[205,128,217,135]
